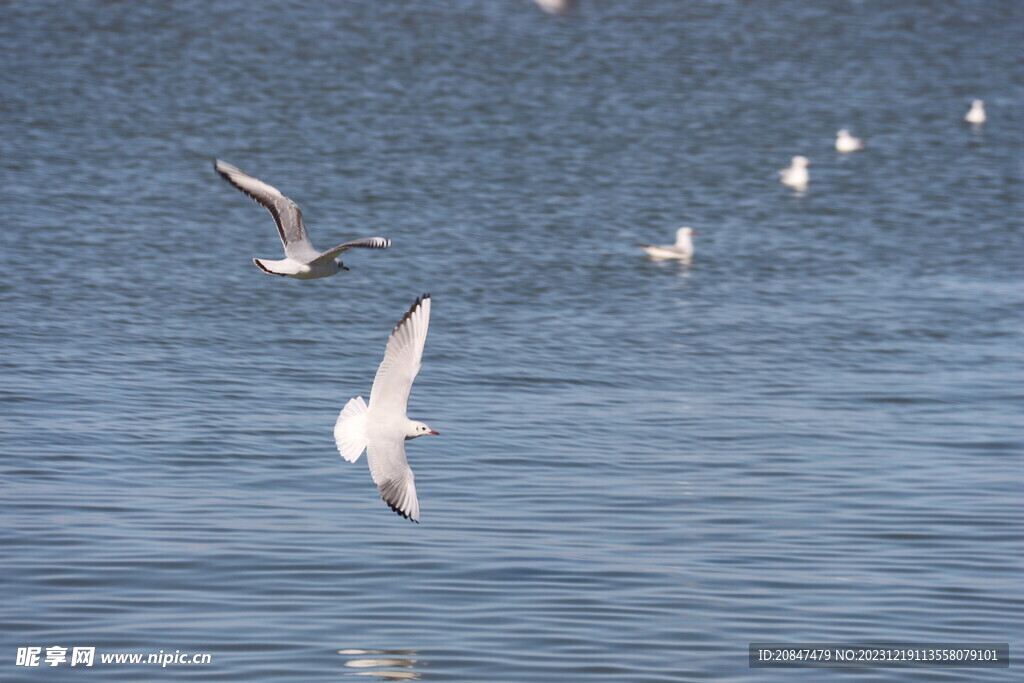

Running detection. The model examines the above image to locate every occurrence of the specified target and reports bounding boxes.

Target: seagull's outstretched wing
[369,295,431,419]
[367,438,420,522]
[214,160,319,262]
[311,237,392,265]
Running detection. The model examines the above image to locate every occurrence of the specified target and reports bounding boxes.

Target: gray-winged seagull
[335,295,438,522]
[214,159,391,278]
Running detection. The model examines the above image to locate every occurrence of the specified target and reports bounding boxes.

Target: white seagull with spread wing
[214,160,391,279]
[334,295,438,522]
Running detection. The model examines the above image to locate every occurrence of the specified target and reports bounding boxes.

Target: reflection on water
[340,650,420,680]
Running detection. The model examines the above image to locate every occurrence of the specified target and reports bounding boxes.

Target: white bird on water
[965,99,986,125]
[335,295,438,523]
[637,227,697,261]
[534,0,575,14]
[214,160,391,279]
[835,129,866,153]
[780,155,810,191]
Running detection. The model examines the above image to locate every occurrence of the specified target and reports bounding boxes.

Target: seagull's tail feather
[334,396,369,462]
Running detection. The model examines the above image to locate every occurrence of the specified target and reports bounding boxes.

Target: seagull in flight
[637,227,697,261]
[214,160,391,279]
[335,295,438,522]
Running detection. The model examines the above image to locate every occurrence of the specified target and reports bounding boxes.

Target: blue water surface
[1,1,1021,680]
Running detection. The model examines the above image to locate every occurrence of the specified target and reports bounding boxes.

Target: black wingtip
[391,294,432,335]
[383,498,419,523]
[213,159,235,185]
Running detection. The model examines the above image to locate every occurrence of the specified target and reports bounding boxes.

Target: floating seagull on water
[835,129,866,153]
[965,99,986,125]
[780,155,810,191]
[335,295,438,523]
[214,160,391,279]
[637,227,697,260]
[534,0,575,14]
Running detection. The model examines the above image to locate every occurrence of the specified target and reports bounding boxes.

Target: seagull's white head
[333,260,350,272]
[837,129,850,138]
[675,226,698,244]
[971,99,984,108]
[673,226,698,254]
[792,155,810,168]
[406,420,439,440]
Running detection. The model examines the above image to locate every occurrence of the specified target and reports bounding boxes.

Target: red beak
[428,430,439,435]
